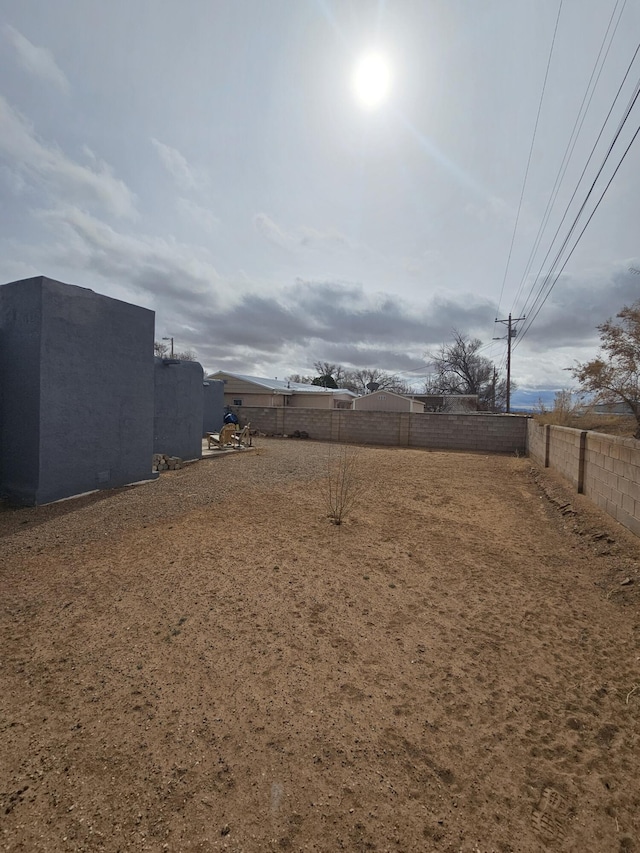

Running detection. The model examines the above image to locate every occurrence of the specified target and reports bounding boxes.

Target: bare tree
[427,330,509,411]
[307,362,412,395]
[175,349,197,362]
[313,361,347,385]
[154,341,197,361]
[343,368,410,395]
[312,374,339,388]
[286,373,313,384]
[571,300,640,438]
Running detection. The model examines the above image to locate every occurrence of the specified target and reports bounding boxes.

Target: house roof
[208,371,356,396]
[356,389,422,402]
[413,394,478,401]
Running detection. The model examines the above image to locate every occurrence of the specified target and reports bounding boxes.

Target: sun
[351,52,391,110]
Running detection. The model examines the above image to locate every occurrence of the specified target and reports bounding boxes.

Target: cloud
[204,294,315,349]
[25,203,498,369]
[151,138,197,190]
[253,213,291,249]
[465,195,513,225]
[513,263,640,350]
[0,255,42,284]
[2,24,69,92]
[11,201,503,374]
[298,225,351,250]
[253,213,353,252]
[403,260,422,276]
[173,278,498,374]
[39,205,219,301]
[16,200,634,387]
[310,343,429,372]
[0,163,27,195]
[0,96,137,218]
[177,198,220,233]
[290,278,496,345]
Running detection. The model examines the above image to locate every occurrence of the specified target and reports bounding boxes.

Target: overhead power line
[495,0,564,319]
[515,71,640,343]
[510,0,628,317]
[515,116,640,347]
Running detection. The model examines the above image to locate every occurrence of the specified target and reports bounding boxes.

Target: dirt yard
[1,439,639,853]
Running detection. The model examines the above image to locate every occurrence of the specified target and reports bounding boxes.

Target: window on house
[233,399,243,406]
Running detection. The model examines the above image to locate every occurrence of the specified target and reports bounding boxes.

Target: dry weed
[324,444,363,525]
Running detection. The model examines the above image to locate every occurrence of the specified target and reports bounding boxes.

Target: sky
[1,0,639,407]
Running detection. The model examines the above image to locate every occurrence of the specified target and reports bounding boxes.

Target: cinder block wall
[526,420,640,538]
[0,276,157,505]
[275,409,334,441]
[527,420,547,466]
[584,433,640,536]
[547,425,583,489]
[409,412,527,452]
[237,407,528,453]
[238,407,280,436]
[154,358,204,461]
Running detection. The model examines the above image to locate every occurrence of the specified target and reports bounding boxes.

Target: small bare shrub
[324,444,362,525]
[533,388,637,437]
[534,389,588,427]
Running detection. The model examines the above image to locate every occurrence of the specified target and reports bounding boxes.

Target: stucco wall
[289,394,336,409]
[212,375,261,396]
[224,392,284,408]
[203,379,225,433]
[154,358,204,460]
[526,420,640,538]
[353,393,413,412]
[0,276,157,505]
[0,277,42,502]
[237,407,527,453]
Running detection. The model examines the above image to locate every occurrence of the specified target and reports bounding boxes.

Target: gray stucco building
[0,276,157,505]
[153,357,204,461]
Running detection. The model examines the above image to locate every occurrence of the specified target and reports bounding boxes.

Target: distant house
[592,401,635,415]
[352,390,425,413]
[207,371,356,409]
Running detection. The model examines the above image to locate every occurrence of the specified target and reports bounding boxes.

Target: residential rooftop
[208,371,357,396]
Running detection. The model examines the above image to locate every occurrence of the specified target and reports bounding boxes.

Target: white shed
[352,390,426,413]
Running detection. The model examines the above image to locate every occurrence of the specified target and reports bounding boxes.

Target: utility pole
[491,366,497,413]
[494,313,525,413]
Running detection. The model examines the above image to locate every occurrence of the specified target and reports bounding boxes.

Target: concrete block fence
[527,420,640,538]
[236,407,528,454]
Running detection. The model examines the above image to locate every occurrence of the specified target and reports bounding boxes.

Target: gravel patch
[0,438,332,558]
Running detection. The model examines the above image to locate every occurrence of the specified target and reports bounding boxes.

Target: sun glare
[352,52,391,109]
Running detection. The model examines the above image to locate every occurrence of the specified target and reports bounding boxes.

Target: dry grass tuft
[533,411,637,437]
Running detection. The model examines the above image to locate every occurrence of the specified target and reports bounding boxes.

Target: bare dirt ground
[1,438,639,853]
